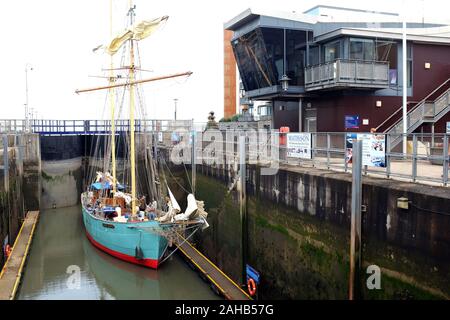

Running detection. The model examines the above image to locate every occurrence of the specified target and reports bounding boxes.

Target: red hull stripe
[85,230,159,269]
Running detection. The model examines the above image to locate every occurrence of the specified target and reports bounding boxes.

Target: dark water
[17,206,220,300]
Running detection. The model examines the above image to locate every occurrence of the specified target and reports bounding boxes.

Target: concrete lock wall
[1,134,40,269]
[159,152,450,300]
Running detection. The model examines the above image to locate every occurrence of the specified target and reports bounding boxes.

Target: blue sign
[447,122,450,134]
[345,115,360,129]
[246,264,260,284]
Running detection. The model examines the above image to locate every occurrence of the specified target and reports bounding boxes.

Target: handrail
[377,77,450,132]
[0,119,204,134]
[305,58,389,70]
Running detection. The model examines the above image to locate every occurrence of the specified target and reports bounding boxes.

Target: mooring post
[443,134,449,187]
[239,134,248,285]
[349,139,362,300]
[3,135,9,193]
[191,130,196,194]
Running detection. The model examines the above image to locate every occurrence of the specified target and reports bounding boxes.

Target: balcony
[304,59,390,92]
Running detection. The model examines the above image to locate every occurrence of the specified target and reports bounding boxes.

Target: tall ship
[77,2,207,269]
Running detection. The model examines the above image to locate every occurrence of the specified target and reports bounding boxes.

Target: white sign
[158,132,163,143]
[287,133,312,159]
[346,134,386,168]
[360,134,386,168]
[447,122,450,134]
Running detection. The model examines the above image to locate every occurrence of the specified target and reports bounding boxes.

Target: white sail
[167,186,181,212]
[174,194,198,221]
[185,194,199,218]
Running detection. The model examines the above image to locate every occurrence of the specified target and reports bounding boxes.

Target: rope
[183,161,193,193]
[160,156,191,194]
[159,226,201,266]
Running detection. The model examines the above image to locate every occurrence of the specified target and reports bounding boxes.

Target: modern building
[224,5,450,140]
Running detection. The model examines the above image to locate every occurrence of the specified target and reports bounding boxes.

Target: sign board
[287,133,312,159]
[345,115,360,129]
[246,264,260,284]
[158,132,163,143]
[447,122,450,134]
[346,134,386,168]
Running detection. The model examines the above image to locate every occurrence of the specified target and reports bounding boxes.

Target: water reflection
[17,206,220,300]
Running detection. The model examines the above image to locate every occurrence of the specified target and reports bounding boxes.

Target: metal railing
[162,130,450,187]
[304,59,389,91]
[0,119,205,135]
[277,132,450,186]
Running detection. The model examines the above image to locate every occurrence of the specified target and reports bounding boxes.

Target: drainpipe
[299,98,303,132]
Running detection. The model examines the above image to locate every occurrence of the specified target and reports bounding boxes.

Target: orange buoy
[247,278,257,296]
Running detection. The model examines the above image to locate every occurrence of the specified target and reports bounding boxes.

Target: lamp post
[25,64,33,132]
[174,98,178,121]
[402,1,408,155]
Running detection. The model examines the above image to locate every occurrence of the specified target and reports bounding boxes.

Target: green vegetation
[219,114,240,123]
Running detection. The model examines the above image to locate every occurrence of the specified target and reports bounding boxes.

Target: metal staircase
[381,78,450,148]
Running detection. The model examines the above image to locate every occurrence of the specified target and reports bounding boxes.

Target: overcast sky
[1,0,449,123]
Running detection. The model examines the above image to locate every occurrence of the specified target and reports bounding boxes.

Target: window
[232,28,278,91]
[376,40,398,85]
[407,44,413,87]
[350,38,374,61]
[309,45,320,66]
[261,28,285,82]
[324,41,340,62]
[285,30,307,86]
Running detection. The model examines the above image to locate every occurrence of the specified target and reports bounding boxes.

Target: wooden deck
[0,211,39,300]
[174,233,251,300]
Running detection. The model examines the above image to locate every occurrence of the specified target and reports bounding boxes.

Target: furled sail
[104,16,169,55]
[132,16,169,40]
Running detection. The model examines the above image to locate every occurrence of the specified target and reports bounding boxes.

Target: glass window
[349,38,374,61]
[376,40,398,85]
[324,41,340,62]
[232,28,278,92]
[407,60,413,88]
[261,28,284,82]
[285,30,307,86]
[407,44,413,87]
[309,46,320,66]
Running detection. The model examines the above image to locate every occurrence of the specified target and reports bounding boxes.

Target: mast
[110,0,117,194]
[128,1,137,216]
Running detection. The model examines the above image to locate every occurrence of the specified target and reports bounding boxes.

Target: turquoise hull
[81,204,168,269]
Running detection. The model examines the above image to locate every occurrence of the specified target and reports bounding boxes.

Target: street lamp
[280,74,291,92]
[25,63,33,132]
[173,98,178,121]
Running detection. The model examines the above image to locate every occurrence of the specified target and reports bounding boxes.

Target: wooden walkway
[174,233,251,300]
[0,211,39,300]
